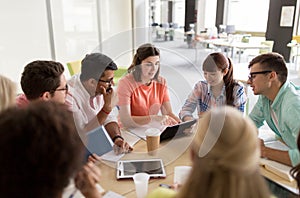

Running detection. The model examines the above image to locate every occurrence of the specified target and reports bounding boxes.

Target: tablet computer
[85,125,114,160]
[116,159,166,179]
[160,119,197,142]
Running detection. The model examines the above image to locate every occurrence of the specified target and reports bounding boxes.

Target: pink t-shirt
[117,73,170,116]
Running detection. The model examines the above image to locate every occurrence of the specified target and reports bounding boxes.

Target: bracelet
[101,108,111,115]
[112,135,124,143]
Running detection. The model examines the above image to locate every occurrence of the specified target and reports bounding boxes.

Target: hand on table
[113,138,133,155]
[153,115,179,126]
[259,138,267,158]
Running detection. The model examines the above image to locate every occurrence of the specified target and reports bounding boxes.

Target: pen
[159,183,171,189]
[68,188,77,198]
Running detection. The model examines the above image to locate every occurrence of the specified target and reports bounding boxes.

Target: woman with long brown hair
[179,52,247,121]
[117,43,180,128]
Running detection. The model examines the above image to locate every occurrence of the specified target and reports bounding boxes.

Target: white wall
[226,0,269,32]
[196,0,217,34]
[99,0,133,67]
[0,0,135,92]
[51,0,99,64]
[0,0,52,92]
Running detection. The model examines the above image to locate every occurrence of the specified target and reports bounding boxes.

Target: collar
[73,74,91,101]
[208,84,226,97]
[270,81,289,109]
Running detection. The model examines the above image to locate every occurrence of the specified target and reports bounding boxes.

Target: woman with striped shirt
[179,52,247,121]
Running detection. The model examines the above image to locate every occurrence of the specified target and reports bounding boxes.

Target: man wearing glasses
[65,53,132,154]
[247,52,300,166]
[16,60,68,107]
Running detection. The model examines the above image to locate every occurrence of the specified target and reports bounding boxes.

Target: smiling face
[203,68,225,87]
[140,56,160,83]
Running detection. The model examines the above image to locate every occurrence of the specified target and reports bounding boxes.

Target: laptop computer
[85,125,114,160]
[160,119,197,142]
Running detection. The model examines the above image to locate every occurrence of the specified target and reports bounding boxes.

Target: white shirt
[65,74,117,132]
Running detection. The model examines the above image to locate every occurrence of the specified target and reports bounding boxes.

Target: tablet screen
[117,159,166,179]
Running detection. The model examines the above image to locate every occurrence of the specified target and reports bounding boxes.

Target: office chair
[247,40,274,61]
[66,60,81,76]
[289,36,300,70]
[259,40,274,54]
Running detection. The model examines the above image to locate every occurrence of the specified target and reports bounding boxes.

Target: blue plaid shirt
[179,81,246,119]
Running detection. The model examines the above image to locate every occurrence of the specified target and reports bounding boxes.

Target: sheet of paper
[264,140,289,151]
[121,131,141,146]
[103,191,125,198]
[127,121,167,140]
[258,129,277,142]
[127,126,148,140]
[101,150,124,162]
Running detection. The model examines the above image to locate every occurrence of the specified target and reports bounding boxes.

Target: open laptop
[160,119,197,142]
[85,125,114,160]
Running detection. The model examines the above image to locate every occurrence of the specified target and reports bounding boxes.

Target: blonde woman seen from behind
[148,106,270,198]
[0,75,16,112]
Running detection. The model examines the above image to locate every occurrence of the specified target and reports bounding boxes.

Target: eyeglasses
[248,70,272,81]
[98,78,113,85]
[55,84,68,94]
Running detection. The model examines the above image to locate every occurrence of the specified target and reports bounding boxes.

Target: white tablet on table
[116,159,166,179]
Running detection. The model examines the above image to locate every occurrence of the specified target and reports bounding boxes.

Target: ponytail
[223,58,236,106]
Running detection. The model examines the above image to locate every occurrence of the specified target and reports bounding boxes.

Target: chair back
[292,35,300,43]
[67,60,81,76]
[259,40,274,54]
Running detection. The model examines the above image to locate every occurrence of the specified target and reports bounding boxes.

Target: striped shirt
[179,81,247,120]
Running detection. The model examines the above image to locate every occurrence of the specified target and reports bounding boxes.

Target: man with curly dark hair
[0,101,102,198]
[16,60,68,107]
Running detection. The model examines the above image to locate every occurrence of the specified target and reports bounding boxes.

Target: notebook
[85,125,114,160]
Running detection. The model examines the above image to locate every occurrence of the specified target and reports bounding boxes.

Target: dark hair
[21,60,65,100]
[202,52,236,106]
[248,52,288,83]
[291,131,300,190]
[127,43,160,82]
[0,101,85,198]
[80,53,118,81]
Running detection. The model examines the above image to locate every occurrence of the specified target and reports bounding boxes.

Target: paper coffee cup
[145,128,161,155]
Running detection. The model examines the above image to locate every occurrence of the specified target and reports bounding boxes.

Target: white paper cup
[133,173,150,198]
[145,128,161,155]
[173,166,192,185]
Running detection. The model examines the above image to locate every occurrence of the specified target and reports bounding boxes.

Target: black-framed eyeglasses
[55,84,68,94]
[248,70,273,81]
[98,78,113,84]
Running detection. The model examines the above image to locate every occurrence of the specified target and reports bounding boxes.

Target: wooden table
[99,134,194,197]
[98,130,299,197]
